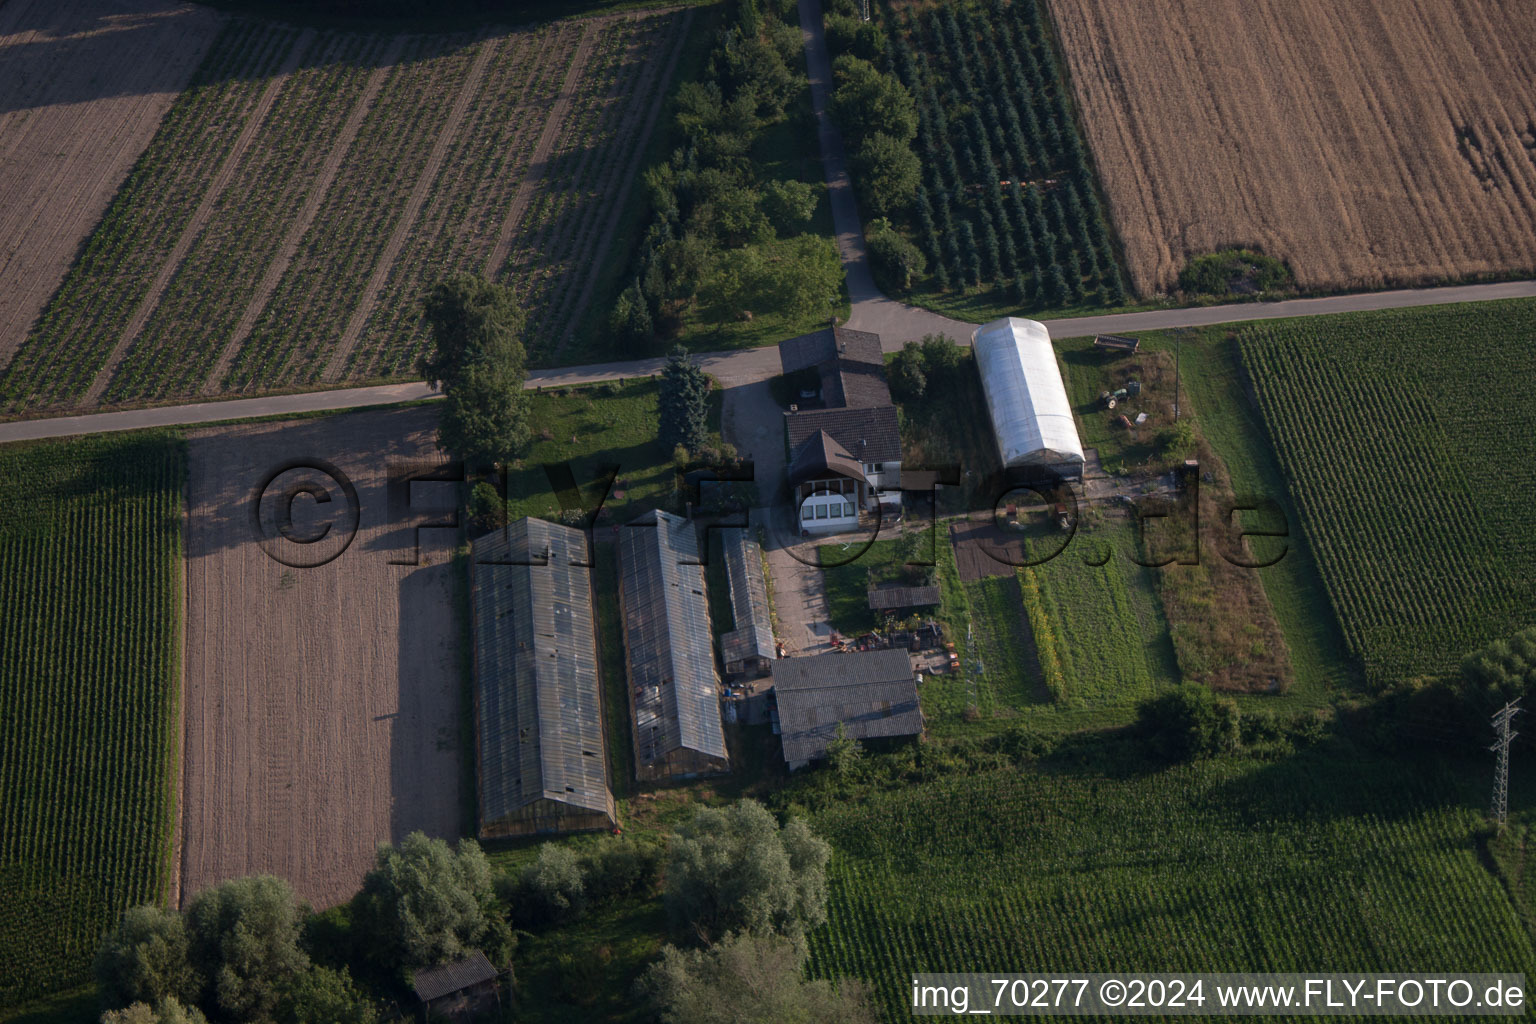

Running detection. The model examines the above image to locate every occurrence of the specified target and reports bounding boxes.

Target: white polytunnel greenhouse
[970,317,1085,477]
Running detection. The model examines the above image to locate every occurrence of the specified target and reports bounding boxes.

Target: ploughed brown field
[180,407,462,909]
[1048,0,1536,295]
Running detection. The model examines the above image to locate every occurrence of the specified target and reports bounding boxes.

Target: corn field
[1238,300,1536,685]
[0,433,184,1004]
[809,754,1536,1021]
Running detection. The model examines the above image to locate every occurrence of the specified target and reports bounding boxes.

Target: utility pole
[1491,699,1522,829]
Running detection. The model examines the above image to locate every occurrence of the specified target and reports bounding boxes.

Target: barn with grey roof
[771,648,923,770]
[470,518,615,838]
[618,510,729,781]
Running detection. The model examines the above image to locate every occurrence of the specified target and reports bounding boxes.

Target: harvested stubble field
[0,8,689,415]
[180,407,463,910]
[0,0,221,364]
[1048,0,1536,295]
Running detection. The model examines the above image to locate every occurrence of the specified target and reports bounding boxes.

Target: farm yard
[180,407,463,911]
[1048,0,1536,297]
[876,0,1128,321]
[808,751,1536,1023]
[0,433,184,1006]
[1239,298,1536,687]
[0,0,221,365]
[0,8,690,415]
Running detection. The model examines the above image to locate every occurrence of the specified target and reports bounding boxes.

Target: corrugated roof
[412,951,498,1002]
[471,519,612,832]
[785,406,902,465]
[772,649,922,766]
[719,528,774,666]
[868,584,941,610]
[619,510,728,766]
[971,317,1085,468]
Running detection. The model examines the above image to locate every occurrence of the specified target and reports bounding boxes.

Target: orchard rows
[0,436,184,1004]
[891,0,1126,308]
[496,15,684,362]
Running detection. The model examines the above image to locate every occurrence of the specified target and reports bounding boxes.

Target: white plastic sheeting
[971,317,1085,469]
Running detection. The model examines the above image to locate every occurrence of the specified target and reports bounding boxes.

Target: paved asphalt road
[3,278,1533,445]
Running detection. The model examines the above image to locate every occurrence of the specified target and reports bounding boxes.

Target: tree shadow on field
[0,2,222,117]
[392,553,466,845]
[184,404,440,560]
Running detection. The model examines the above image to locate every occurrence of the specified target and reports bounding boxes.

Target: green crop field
[1019,518,1176,707]
[885,0,1127,322]
[809,749,1536,1021]
[1238,299,1536,686]
[0,433,185,1006]
[0,12,686,414]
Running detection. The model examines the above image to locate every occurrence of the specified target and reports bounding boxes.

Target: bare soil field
[0,0,220,359]
[1048,0,1536,295]
[180,407,462,909]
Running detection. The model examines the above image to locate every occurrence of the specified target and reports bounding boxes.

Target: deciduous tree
[95,906,198,1013]
[353,833,508,975]
[664,800,831,943]
[183,876,310,1024]
[638,931,876,1024]
[418,274,529,470]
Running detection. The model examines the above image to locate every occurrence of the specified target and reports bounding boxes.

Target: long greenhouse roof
[971,317,1085,467]
[720,527,774,666]
[619,510,727,764]
[471,518,611,827]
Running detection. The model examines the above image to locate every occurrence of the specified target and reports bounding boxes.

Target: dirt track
[0,0,220,360]
[1049,0,1536,295]
[180,407,462,909]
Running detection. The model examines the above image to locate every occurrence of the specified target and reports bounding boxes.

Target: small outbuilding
[412,951,501,1021]
[867,583,941,613]
[971,317,1085,480]
[619,510,730,781]
[771,648,923,770]
[718,527,774,679]
[470,518,615,838]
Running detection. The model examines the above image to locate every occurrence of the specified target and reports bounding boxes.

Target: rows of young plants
[888,0,1126,310]
[808,753,1536,1021]
[498,16,682,361]
[1015,520,1161,706]
[0,21,298,413]
[345,21,583,382]
[963,575,1042,711]
[221,32,481,391]
[1238,300,1536,685]
[102,33,391,403]
[0,434,184,1005]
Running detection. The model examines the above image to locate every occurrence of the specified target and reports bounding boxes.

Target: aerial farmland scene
[3,0,1536,1020]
